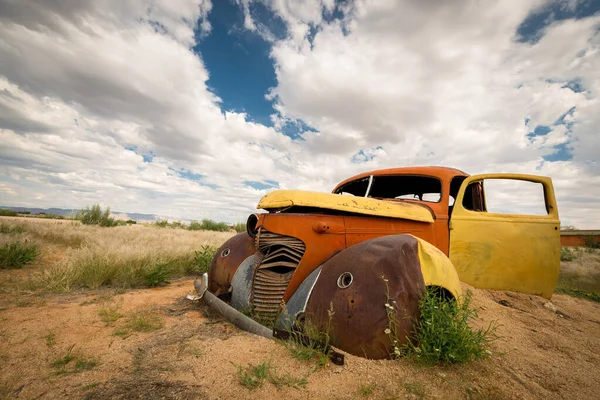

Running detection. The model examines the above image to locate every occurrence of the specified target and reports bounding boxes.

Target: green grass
[40,250,203,291]
[234,359,308,390]
[189,245,217,274]
[43,332,56,347]
[50,345,99,374]
[232,222,246,233]
[282,316,333,368]
[357,382,377,397]
[268,368,308,389]
[142,263,171,287]
[0,222,25,234]
[126,309,164,332]
[97,303,124,326]
[0,241,39,269]
[561,247,575,261]
[400,289,499,365]
[556,287,600,303]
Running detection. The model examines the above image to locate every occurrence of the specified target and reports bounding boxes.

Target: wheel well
[426,285,456,302]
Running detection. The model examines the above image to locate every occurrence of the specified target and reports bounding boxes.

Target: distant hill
[0,206,178,223]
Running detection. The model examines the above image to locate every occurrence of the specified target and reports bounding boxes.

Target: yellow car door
[449,174,560,298]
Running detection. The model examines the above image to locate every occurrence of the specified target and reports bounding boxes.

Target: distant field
[0,216,235,291]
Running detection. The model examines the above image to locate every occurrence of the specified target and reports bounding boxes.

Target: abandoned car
[191,166,560,359]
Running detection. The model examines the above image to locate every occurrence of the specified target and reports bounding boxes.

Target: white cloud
[0,0,599,229]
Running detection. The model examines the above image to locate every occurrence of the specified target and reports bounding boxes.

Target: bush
[0,209,17,216]
[189,245,217,274]
[77,204,117,227]
[560,247,575,261]
[200,219,230,232]
[399,288,498,364]
[143,264,171,287]
[0,241,39,269]
[188,221,202,231]
[153,220,170,228]
[232,222,246,233]
[125,219,137,225]
[188,219,230,232]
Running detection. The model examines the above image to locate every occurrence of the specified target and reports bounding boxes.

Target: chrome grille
[251,230,305,319]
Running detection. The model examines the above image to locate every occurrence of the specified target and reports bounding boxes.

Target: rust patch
[304,235,426,359]
[208,232,255,295]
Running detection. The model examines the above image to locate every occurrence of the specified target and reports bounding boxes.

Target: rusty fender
[208,232,256,295]
[278,234,462,360]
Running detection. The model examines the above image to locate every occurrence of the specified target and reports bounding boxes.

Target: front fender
[282,234,462,359]
[208,232,255,295]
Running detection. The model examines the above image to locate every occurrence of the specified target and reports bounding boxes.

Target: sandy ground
[0,278,598,400]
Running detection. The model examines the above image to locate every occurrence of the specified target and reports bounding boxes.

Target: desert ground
[1,216,599,400]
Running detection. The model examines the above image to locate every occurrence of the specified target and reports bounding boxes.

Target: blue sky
[0,0,599,227]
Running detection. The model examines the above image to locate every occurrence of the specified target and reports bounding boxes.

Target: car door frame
[449,173,560,298]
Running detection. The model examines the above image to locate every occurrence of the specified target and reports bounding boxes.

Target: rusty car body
[192,166,561,359]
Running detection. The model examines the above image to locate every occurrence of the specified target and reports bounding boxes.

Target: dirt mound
[0,279,599,399]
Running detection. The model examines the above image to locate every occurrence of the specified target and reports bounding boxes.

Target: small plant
[283,305,334,368]
[0,222,25,234]
[561,247,575,262]
[0,209,17,216]
[0,241,38,269]
[143,264,171,287]
[234,359,308,390]
[97,303,124,326]
[357,382,377,397]
[43,332,56,347]
[50,344,99,374]
[235,360,272,389]
[400,288,499,364]
[190,245,217,274]
[268,368,308,389]
[127,309,164,332]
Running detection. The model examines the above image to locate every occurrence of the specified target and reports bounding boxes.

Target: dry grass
[557,247,600,300]
[0,216,234,292]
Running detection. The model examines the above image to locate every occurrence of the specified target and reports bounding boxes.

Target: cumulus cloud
[0,0,599,228]
[256,0,600,227]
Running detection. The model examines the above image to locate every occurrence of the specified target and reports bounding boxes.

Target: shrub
[188,221,202,231]
[143,264,171,287]
[0,209,17,216]
[77,204,117,227]
[125,219,137,224]
[200,219,230,232]
[560,247,575,261]
[153,220,170,228]
[189,245,217,274]
[399,288,498,364]
[232,222,246,233]
[0,241,39,269]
